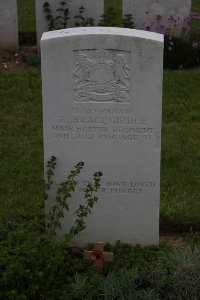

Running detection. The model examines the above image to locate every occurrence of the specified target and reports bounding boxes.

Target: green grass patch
[192,0,200,13]
[0,70,43,222]
[161,70,200,229]
[105,0,122,25]
[17,0,36,33]
[0,69,200,229]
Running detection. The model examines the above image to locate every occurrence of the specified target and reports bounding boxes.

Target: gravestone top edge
[41,27,164,43]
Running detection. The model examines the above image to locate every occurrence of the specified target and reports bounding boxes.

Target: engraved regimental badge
[73,49,130,103]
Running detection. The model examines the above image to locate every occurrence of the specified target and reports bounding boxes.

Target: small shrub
[134,288,159,300]
[145,259,171,295]
[97,269,159,300]
[0,157,102,299]
[164,37,200,69]
[23,55,41,67]
[168,247,200,299]
[122,14,135,29]
[74,6,95,27]
[45,157,102,241]
[185,231,200,246]
[0,223,64,299]
[97,269,139,300]
[43,1,69,30]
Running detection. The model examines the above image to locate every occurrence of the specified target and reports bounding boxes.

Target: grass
[105,0,122,25]
[193,0,200,12]
[161,70,200,229]
[0,69,200,229]
[17,0,36,33]
[0,70,43,221]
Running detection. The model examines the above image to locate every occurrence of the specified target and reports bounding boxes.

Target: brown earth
[160,234,185,246]
[0,47,40,70]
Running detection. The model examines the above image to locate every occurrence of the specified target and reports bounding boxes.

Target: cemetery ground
[0,1,200,299]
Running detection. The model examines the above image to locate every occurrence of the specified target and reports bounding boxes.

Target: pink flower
[192,42,199,48]
[90,250,105,264]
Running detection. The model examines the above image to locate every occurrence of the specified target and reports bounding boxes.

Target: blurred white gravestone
[41,27,164,246]
[35,0,104,45]
[123,0,192,37]
[0,0,18,50]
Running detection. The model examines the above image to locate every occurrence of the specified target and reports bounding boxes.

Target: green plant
[185,231,200,246]
[23,55,41,67]
[97,269,159,300]
[74,6,95,27]
[43,1,69,30]
[43,2,95,30]
[0,223,64,299]
[45,157,102,241]
[122,14,135,28]
[164,37,200,69]
[98,269,139,299]
[167,247,200,299]
[145,259,171,295]
[68,273,88,299]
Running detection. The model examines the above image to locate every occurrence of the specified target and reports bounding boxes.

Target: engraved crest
[73,50,130,103]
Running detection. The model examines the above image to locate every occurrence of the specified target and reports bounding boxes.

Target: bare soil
[0,47,40,70]
[160,234,185,246]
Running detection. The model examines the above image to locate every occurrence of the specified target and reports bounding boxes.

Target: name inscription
[51,106,158,142]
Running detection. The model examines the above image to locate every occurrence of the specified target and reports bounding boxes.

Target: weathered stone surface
[36,0,104,45]
[0,0,18,50]
[41,27,164,246]
[123,0,192,37]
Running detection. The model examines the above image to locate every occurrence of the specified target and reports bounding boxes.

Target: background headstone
[123,0,192,37]
[36,0,104,46]
[41,27,164,246]
[0,0,18,50]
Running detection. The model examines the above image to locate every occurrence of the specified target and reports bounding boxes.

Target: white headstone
[0,0,18,50]
[123,0,192,37]
[41,27,164,246]
[36,0,104,45]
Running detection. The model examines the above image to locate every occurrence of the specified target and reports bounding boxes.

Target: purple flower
[157,14,161,21]
[142,21,153,31]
